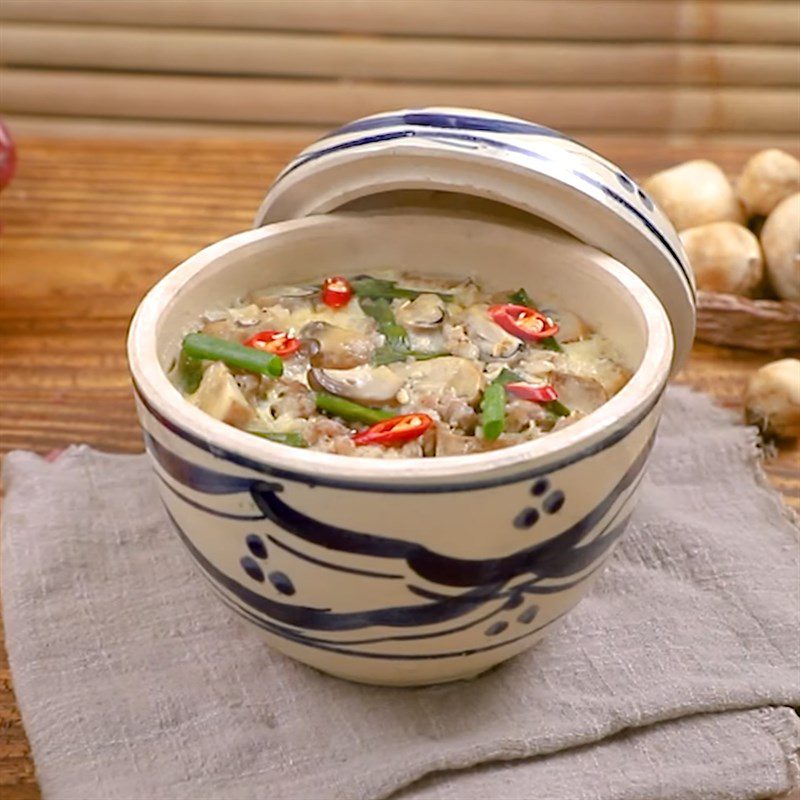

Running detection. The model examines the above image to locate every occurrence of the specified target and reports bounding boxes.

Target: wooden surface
[1,136,798,799]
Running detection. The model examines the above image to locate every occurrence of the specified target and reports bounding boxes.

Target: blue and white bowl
[127,108,692,686]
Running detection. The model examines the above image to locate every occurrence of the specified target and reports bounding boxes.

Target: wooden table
[1,137,798,799]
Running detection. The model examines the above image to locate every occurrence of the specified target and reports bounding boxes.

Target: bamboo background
[0,0,798,142]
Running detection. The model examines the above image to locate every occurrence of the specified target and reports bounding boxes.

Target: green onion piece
[182,333,283,378]
[480,381,507,441]
[176,351,204,393]
[352,275,453,302]
[360,296,449,365]
[359,296,396,325]
[373,347,448,366]
[246,429,308,448]
[359,297,408,347]
[315,392,395,426]
[493,368,525,386]
[539,336,564,352]
[508,287,535,307]
[545,399,571,418]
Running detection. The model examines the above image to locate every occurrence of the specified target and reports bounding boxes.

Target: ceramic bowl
[128,209,674,686]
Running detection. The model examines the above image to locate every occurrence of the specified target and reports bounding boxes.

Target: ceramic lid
[254,107,695,374]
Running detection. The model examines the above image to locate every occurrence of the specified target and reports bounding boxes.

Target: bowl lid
[254,107,695,374]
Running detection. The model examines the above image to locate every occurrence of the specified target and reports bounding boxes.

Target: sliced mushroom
[464,306,522,359]
[435,425,506,456]
[228,304,263,327]
[435,426,483,456]
[550,371,607,415]
[541,308,590,343]
[190,362,255,427]
[201,318,249,343]
[395,293,446,329]
[399,356,484,404]
[300,321,375,369]
[505,398,551,433]
[249,284,316,307]
[310,365,404,404]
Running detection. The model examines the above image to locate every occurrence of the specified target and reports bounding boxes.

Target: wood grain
[0,136,797,800]
[3,69,798,133]
[8,116,800,151]
[1,0,797,43]
[3,23,798,85]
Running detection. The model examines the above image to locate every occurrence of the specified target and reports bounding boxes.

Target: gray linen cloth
[2,386,799,800]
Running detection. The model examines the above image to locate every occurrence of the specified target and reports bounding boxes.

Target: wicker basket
[696,291,800,350]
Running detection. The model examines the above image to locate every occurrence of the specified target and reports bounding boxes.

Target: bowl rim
[127,213,674,492]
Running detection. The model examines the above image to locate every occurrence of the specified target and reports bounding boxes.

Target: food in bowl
[129,208,678,687]
[171,271,631,457]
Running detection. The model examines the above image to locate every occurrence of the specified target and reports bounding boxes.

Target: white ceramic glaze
[128,211,673,685]
[255,107,695,374]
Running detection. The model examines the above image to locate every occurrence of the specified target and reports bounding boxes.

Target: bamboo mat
[1,0,798,140]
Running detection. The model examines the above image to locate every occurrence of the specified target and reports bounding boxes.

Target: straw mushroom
[760,193,800,301]
[464,307,522,359]
[744,359,800,439]
[643,160,742,231]
[735,149,800,218]
[679,222,763,295]
[398,356,485,405]
[550,371,607,415]
[396,294,446,329]
[310,365,404,404]
[300,321,375,369]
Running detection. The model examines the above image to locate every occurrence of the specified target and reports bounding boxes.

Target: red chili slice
[506,382,559,403]
[321,276,354,308]
[243,330,301,357]
[488,304,559,341]
[353,413,433,447]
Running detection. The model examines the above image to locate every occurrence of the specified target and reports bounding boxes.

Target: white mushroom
[228,304,263,327]
[398,356,485,404]
[760,193,800,300]
[744,359,800,439]
[249,285,316,307]
[541,308,590,342]
[395,293,446,329]
[300,321,375,369]
[679,222,763,296]
[434,425,493,456]
[310,365,404,404]
[190,362,255,427]
[464,306,522,359]
[201,318,248,343]
[643,160,743,231]
[735,149,800,217]
[550,371,607,415]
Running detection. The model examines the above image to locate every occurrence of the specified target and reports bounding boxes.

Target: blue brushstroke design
[245,433,651,587]
[133,380,663,492]
[273,127,692,297]
[267,535,406,581]
[145,431,254,494]
[323,111,571,141]
[150,427,648,589]
[202,568,586,661]
[153,469,265,521]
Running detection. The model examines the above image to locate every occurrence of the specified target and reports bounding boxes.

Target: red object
[353,413,433,446]
[0,120,17,190]
[488,304,559,341]
[506,382,559,403]
[321,276,353,308]
[243,330,301,357]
